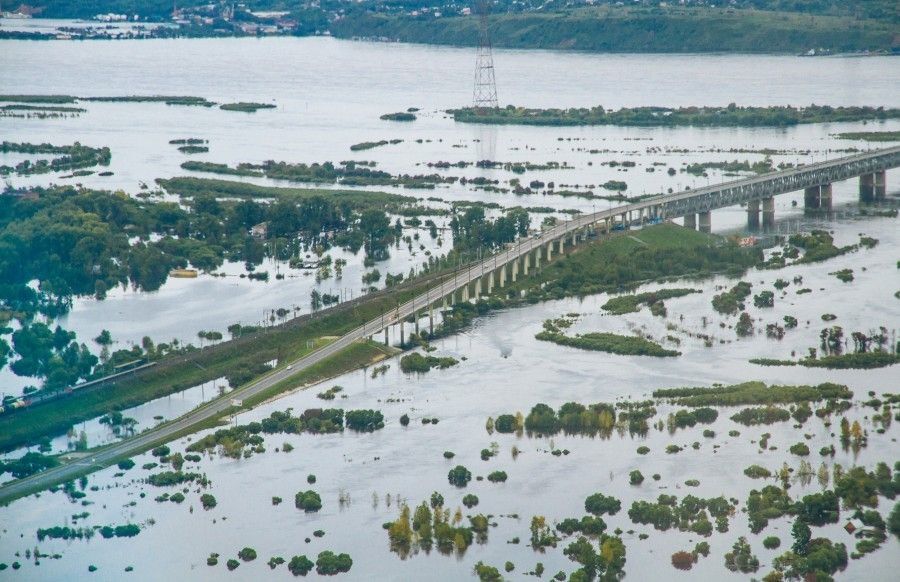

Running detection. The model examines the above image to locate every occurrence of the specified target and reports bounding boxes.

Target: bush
[585,493,621,516]
[636,446,650,455]
[238,547,257,562]
[448,465,472,487]
[226,559,240,571]
[295,490,322,512]
[200,494,217,510]
[315,551,352,575]
[288,555,314,576]
[671,550,695,570]
[117,459,135,470]
[494,414,517,433]
[487,470,508,483]
[763,536,780,549]
[345,409,385,432]
[151,445,170,457]
[744,465,772,479]
[789,442,810,456]
[630,470,645,485]
[463,494,479,508]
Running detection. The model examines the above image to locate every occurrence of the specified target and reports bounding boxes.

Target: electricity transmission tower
[472,0,498,110]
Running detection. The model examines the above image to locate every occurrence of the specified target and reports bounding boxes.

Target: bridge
[0,145,896,504]
[367,144,899,344]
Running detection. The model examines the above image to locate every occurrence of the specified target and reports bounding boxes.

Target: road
[2,145,896,503]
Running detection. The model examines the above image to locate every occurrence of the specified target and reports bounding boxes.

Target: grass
[833,131,900,142]
[536,329,679,357]
[219,102,276,113]
[155,176,416,210]
[653,381,852,406]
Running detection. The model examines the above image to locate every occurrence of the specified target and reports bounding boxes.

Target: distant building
[250,222,268,239]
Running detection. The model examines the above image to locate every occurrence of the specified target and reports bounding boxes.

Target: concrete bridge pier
[511,260,519,282]
[558,236,565,254]
[534,247,542,269]
[820,183,832,210]
[486,271,494,295]
[747,200,760,230]
[698,211,711,233]
[414,311,419,334]
[474,277,482,299]
[462,283,469,303]
[804,186,821,209]
[859,173,875,203]
[762,197,775,230]
[429,305,434,335]
[384,327,389,346]
[523,252,530,275]
[546,241,553,261]
[684,213,697,230]
[874,170,886,200]
[499,264,507,288]
[400,320,405,346]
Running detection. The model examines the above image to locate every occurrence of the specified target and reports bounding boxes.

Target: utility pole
[472,0,499,110]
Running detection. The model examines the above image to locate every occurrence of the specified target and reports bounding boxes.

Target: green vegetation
[601,288,699,315]
[712,281,752,315]
[584,493,621,516]
[653,381,852,406]
[448,465,471,487]
[536,318,679,357]
[0,452,60,479]
[516,224,760,300]
[731,406,791,426]
[350,139,401,151]
[380,112,416,121]
[724,537,759,573]
[335,3,897,54]
[238,547,257,561]
[628,494,735,536]
[452,104,900,127]
[295,490,322,512]
[315,551,352,575]
[1,141,110,176]
[81,95,214,106]
[0,95,77,104]
[834,131,900,142]
[399,352,458,373]
[744,465,772,479]
[219,102,275,113]
[288,555,314,576]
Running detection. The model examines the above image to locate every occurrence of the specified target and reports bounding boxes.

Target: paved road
[3,145,896,503]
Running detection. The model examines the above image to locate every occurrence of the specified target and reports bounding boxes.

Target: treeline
[332,5,898,54]
[451,105,900,128]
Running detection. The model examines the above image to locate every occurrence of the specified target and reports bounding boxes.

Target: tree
[359,209,391,258]
[791,519,811,555]
[287,555,313,576]
[448,465,471,487]
[94,329,112,345]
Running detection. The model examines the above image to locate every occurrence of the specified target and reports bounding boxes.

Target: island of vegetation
[451,104,900,128]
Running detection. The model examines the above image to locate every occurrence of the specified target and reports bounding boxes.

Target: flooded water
[0,34,899,580]
[1,203,898,580]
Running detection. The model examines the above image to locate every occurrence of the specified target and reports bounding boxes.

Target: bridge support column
[384,327,389,346]
[499,264,507,288]
[804,186,821,209]
[859,173,875,203]
[874,170,886,200]
[523,252,530,275]
[534,247,541,269]
[820,183,832,210]
[486,271,494,295]
[558,237,564,254]
[400,321,405,346]
[414,311,419,334]
[429,305,434,335]
[462,283,469,303]
[474,277,482,298]
[698,211,711,233]
[747,200,760,230]
[684,213,697,230]
[546,241,553,261]
[762,197,775,230]
[511,260,519,282]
